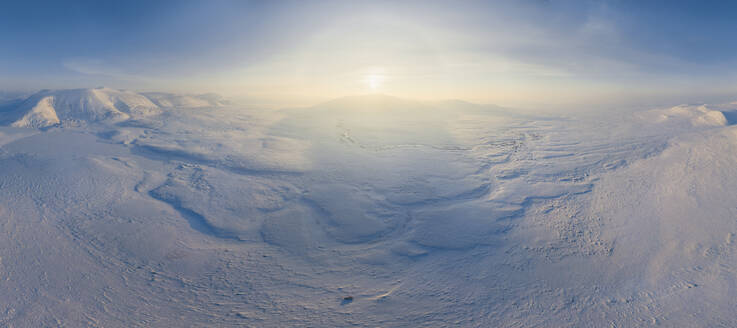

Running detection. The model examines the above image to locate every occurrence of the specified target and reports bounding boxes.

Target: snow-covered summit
[1,88,227,128]
[3,88,159,128]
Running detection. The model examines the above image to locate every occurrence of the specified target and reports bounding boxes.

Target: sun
[363,73,385,91]
[368,75,380,89]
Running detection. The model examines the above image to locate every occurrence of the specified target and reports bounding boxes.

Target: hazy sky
[2,0,737,108]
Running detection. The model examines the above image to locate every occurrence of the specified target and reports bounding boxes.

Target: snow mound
[142,92,227,108]
[639,104,728,127]
[7,88,161,128]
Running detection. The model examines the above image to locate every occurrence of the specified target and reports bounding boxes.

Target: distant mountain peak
[1,88,227,129]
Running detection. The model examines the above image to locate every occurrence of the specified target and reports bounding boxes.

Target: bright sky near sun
[3,0,737,108]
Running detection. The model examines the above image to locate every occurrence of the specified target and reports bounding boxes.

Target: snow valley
[2,88,737,326]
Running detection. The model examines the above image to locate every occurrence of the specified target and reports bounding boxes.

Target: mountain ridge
[0,88,226,128]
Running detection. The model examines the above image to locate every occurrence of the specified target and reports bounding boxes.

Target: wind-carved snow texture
[1,89,737,326]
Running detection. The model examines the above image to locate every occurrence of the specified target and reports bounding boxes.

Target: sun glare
[362,70,386,92]
[368,75,379,89]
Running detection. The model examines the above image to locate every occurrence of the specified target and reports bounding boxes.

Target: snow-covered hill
[638,103,730,127]
[1,88,159,128]
[0,88,227,128]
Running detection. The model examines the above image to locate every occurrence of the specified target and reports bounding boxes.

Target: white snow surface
[1,92,737,326]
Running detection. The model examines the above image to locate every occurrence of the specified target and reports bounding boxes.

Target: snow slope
[142,92,227,108]
[10,95,60,128]
[1,94,737,326]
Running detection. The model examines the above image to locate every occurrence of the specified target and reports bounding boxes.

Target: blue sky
[2,0,737,108]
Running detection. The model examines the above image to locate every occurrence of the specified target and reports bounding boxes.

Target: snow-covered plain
[1,88,737,326]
